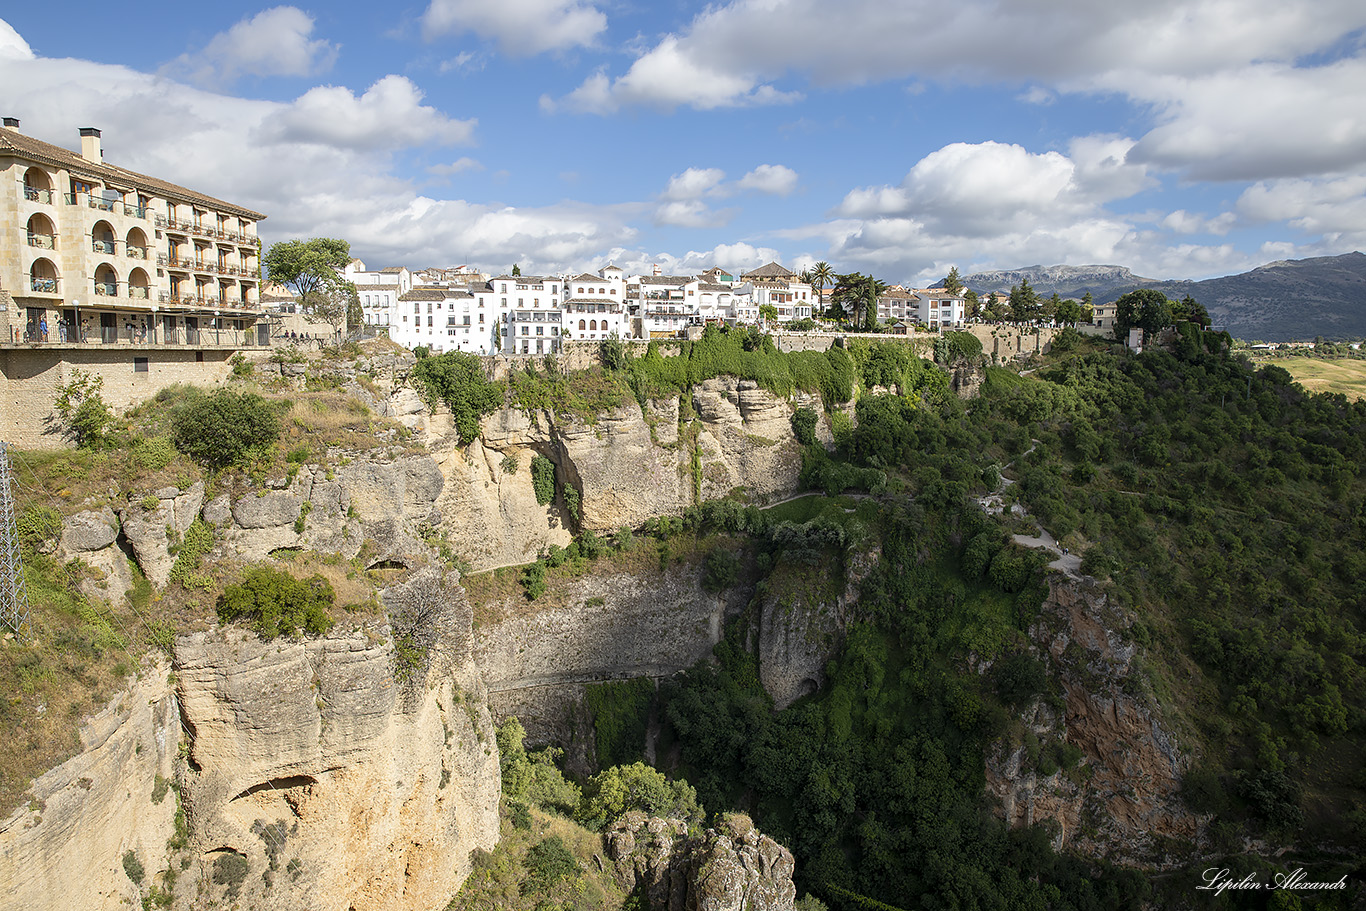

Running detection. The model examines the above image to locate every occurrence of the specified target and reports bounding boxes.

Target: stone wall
[1,346,236,448]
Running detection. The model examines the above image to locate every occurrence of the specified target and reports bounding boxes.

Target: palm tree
[811,261,834,314]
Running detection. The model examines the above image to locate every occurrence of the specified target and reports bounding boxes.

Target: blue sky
[3,1,1364,285]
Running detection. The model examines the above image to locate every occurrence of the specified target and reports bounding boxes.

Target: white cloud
[260,75,476,149]
[439,52,480,73]
[737,164,798,196]
[428,157,484,176]
[1160,209,1237,236]
[0,18,34,60]
[546,0,1366,184]
[421,0,607,56]
[663,167,726,200]
[1237,175,1366,243]
[654,199,735,228]
[162,7,338,85]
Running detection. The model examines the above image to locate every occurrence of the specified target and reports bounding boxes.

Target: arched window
[125,227,148,260]
[578,319,586,330]
[128,268,151,299]
[94,263,119,297]
[91,220,117,255]
[29,257,59,293]
[26,213,56,249]
[589,320,597,331]
[23,167,53,202]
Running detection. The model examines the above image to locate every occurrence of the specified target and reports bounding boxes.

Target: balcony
[30,277,59,293]
[92,239,117,255]
[129,286,150,300]
[7,324,267,349]
[122,204,148,219]
[27,233,55,249]
[126,245,148,260]
[93,282,118,297]
[88,197,117,213]
[23,186,54,204]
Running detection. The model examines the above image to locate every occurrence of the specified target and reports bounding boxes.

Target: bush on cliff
[170,388,281,468]
[217,566,334,639]
[409,351,502,444]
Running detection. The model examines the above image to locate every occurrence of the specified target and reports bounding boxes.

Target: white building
[490,274,564,355]
[738,262,813,322]
[909,289,967,329]
[563,266,627,341]
[344,260,411,331]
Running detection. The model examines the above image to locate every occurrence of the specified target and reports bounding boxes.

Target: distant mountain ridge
[957,252,1366,342]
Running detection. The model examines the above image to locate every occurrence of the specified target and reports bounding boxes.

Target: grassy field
[1253,356,1366,400]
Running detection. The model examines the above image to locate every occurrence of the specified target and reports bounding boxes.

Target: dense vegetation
[563,330,1366,909]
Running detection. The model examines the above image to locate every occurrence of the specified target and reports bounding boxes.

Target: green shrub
[54,370,114,449]
[520,562,546,601]
[586,677,655,767]
[131,436,177,471]
[217,566,334,639]
[520,835,577,896]
[575,762,703,831]
[791,406,818,446]
[500,454,518,475]
[563,484,581,522]
[408,351,501,444]
[530,455,555,505]
[168,519,214,588]
[17,505,62,557]
[122,849,145,884]
[212,853,249,897]
[171,389,281,468]
[601,336,628,370]
[702,547,740,592]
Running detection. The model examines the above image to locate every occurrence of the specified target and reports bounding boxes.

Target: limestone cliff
[985,575,1202,867]
[0,663,178,911]
[1,571,502,911]
[605,811,796,911]
[473,563,751,774]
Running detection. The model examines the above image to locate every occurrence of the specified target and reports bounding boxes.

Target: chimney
[2,117,18,131]
[652,263,661,276]
[79,127,102,162]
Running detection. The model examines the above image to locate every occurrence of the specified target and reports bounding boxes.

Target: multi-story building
[739,262,813,322]
[563,266,627,342]
[909,289,967,329]
[345,260,412,331]
[2,120,265,347]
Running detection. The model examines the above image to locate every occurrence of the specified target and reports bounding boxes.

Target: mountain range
[957,251,1366,342]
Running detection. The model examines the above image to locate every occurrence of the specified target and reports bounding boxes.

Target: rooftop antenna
[0,442,33,641]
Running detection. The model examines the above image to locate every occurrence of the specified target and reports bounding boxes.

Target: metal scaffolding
[0,442,32,641]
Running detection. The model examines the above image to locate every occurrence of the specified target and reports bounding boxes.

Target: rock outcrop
[474,563,750,773]
[605,811,796,911]
[0,664,179,911]
[985,575,1201,867]
[172,574,500,910]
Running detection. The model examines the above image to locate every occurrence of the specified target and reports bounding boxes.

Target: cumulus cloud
[260,75,476,149]
[546,0,1366,184]
[663,167,726,200]
[654,199,735,228]
[1237,175,1366,242]
[428,157,484,176]
[0,18,34,60]
[421,0,607,56]
[737,164,798,196]
[162,7,338,85]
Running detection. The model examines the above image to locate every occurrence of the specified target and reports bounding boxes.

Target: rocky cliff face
[985,576,1202,867]
[1,571,502,911]
[474,563,751,774]
[605,811,796,911]
[0,663,179,911]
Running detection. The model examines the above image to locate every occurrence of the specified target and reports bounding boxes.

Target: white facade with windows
[563,266,626,341]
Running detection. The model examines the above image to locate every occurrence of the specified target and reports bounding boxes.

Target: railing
[27,233,55,249]
[88,197,117,212]
[23,187,54,203]
[192,223,212,236]
[122,204,148,219]
[30,277,58,293]
[154,214,168,228]
[93,282,118,296]
[129,286,150,300]
[63,193,79,205]
[126,245,148,259]
[92,239,117,254]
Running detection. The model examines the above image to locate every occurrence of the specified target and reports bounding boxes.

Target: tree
[347,290,363,332]
[1172,294,1211,327]
[759,303,778,325]
[171,388,282,468]
[1008,279,1039,323]
[810,261,835,315]
[1114,288,1174,337]
[964,288,980,319]
[1054,297,1082,326]
[53,369,114,449]
[511,263,521,276]
[1081,292,1095,324]
[262,238,351,298]
[300,280,358,337]
[408,351,503,445]
[943,266,963,296]
[983,291,1005,321]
